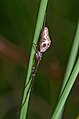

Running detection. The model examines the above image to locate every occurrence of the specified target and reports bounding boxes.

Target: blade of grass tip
[51,57,79,119]
[58,20,79,119]
[19,0,48,119]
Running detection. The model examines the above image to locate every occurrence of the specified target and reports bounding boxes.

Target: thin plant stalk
[51,57,79,119]
[60,21,79,94]
[58,20,79,119]
[19,0,48,119]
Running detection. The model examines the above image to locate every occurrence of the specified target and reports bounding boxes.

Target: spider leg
[33,42,37,51]
[21,79,32,109]
[21,65,36,109]
[24,75,32,89]
[24,57,36,88]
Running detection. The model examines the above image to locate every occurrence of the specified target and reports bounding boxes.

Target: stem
[58,20,79,119]
[19,0,48,119]
[51,57,79,119]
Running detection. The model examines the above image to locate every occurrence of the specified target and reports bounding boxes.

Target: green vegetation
[0,0,79,119]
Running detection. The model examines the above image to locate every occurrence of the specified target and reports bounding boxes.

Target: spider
[32,26,51,80]
[21,26,51,108]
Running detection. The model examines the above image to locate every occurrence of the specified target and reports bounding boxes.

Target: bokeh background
[0,0,79,119]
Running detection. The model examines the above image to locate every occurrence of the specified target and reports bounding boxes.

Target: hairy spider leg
[21,78,33,108]
[21,55,41,108]
[23,41,38,90]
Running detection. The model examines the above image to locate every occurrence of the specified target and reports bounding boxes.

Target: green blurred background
[0,0,79,119]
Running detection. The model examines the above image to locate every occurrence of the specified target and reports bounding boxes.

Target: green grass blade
[58,21,79,119]
[61,21,79,95]
[19,0,48,119]
[51,57,79,119]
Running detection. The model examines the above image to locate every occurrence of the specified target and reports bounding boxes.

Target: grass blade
[58,20,79,119]
[61,21,79,94]
[19,0,48,119]
[51,57,79,119]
